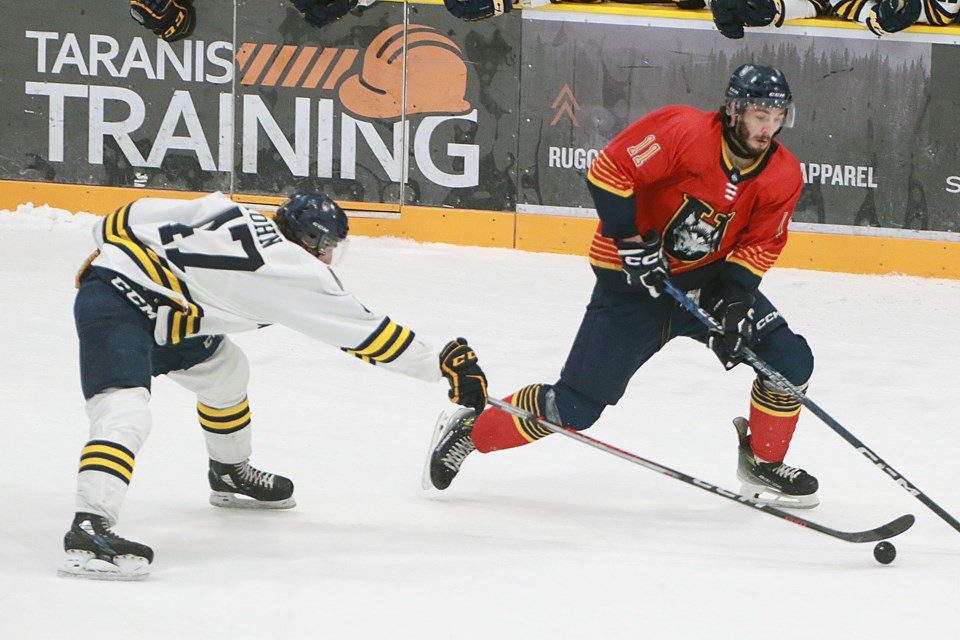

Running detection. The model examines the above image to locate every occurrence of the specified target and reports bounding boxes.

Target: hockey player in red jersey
[60,191,487,580]
[427,64,818,511]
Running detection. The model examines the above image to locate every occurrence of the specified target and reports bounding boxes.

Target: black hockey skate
[422,407,476,490]
[208,459,296,509]
[735,417,819,509]
[59,512,153,581]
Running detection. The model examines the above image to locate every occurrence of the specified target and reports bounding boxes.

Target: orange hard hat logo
[339,24,472,120]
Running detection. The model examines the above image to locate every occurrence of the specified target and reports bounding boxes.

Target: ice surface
[1,204,959,639]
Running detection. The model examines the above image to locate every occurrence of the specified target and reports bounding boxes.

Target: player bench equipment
[291,0,359,28]
[866,0,922,36]
[444,0,514,20]
[710,0,785,40]
[129,0,196,42]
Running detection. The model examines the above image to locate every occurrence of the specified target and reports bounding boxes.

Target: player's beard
[724,119,771,161]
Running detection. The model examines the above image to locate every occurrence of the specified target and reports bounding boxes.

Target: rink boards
[1,2,958,277]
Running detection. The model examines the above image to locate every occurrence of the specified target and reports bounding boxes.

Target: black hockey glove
[290,0,359,28]
[129,0,196,43]
[440,338,488,415]
[616,231,670,298]
[704,287,756,370]
[710,0,783,39]
[444,0,514,21]
[866,0,921,36]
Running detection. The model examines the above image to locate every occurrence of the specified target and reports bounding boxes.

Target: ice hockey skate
[735,417,819,509]
[208,459,296,509]
[58,512,153,581]
[422,406,476,490]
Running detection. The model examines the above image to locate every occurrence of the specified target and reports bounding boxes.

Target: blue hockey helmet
[275,191,349,259]
[724,64,794,128]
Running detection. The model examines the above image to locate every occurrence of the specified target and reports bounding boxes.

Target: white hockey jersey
[88,192,441,383]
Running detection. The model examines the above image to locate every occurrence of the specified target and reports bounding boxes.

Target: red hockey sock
[472,385,553,453]
[748,377,802,462]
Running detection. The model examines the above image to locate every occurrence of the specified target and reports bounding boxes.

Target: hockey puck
[873,541,896,565]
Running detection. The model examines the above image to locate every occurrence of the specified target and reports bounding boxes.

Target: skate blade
[421,409,457,491]
[739,482,820,510]
[209,492,296,509]
[58,551,150,581]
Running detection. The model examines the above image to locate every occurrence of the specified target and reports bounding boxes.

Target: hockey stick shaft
[661,279,960,535]
[487,397,913,543]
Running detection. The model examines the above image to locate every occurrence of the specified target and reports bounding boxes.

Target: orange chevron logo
[551,84,580,127]
[235,43,358,90]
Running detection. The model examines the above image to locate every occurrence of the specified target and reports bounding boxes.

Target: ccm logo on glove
[615,230,670,298]
[440,338,488,415]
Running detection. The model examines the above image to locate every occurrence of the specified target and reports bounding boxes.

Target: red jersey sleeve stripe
[737,245,781,267]
[588,153,633,190]
[590,235,620,258]
[728,247,780,277]
[588,231,623,270]
[587,152,634,197]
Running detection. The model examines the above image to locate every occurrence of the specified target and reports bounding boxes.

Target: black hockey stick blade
[661,279,960,536]
[487,397,914,544]
[820,513,915,543]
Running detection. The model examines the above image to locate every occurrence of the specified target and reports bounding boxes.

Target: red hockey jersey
[586,105,802,283]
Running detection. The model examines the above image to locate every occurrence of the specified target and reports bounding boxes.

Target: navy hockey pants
[550,280,814,431]
[74,272,223,400]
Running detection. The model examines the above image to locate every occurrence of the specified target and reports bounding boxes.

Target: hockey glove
[443,0,514,21]
[616,231,670,298]
[440,338,489,415]
[291,0,359,28]
[129,0,196,43]
[866,0,921,36]
[704,287,756,370]
[710,0,784,39]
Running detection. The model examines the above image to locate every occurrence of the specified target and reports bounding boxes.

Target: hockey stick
[661,279,960,535]
[488,397,913,543]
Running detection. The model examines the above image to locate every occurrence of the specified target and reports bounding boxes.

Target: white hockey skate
[422,406,476,491]
[735,417,820,509]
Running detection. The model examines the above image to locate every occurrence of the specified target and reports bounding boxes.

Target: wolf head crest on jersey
[663,196,733,263]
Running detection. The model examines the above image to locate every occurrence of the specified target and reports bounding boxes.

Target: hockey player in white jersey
[60,191,488,581]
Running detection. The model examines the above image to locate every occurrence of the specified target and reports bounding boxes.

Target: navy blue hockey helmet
[725,64,794,128]
[275,191,349,258]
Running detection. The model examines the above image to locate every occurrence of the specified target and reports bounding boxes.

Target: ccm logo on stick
[857,447,921,496]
